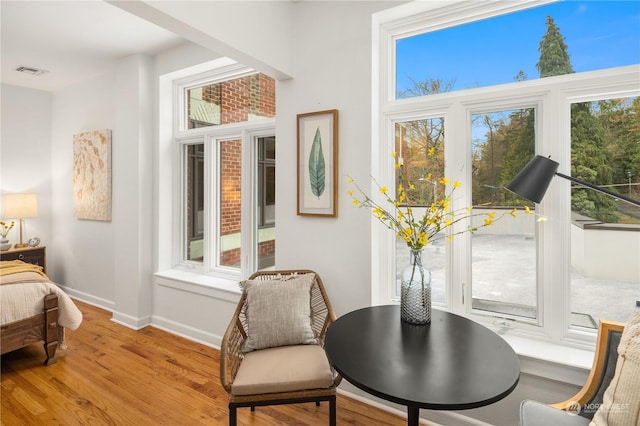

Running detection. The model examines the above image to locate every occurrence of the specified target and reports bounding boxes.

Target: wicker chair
[220,270,342,426]
[519,319,625,426]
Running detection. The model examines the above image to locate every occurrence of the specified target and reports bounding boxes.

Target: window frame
[373,0,640,348]
[173,65,275,281]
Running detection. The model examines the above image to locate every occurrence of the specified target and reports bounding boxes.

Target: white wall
[49,71,118,306]
[571,225,640,282]
[0,85,53,249]
[277,1,400,317]
[110,0,295,80]
[48,54,156,326]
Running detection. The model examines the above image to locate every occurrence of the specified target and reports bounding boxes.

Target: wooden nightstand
[1,246,46,273]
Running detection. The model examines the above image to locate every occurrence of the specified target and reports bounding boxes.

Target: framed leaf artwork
[297,109,338,217]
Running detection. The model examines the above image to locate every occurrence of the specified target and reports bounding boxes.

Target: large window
[569,96,640,327]
[374,0,639,345]
[471,108,537,320]
[177,67,276,278]
[396,1,639,98]
[394,118,447,305]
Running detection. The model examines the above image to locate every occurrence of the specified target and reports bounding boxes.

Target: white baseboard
[150,314,222,349]
[336,386,493,426]
[59,285,114,312]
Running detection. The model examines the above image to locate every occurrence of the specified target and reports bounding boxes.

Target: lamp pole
[627,170,632,197]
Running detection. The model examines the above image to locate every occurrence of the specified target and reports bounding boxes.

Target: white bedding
[0,263,83,331]
[0,281,83,330]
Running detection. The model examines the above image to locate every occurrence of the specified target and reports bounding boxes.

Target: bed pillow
[590,311,640,426]
[241,273,317,353]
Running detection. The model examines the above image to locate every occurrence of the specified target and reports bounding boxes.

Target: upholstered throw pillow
[241,273,317,353]
[590,311,640,426]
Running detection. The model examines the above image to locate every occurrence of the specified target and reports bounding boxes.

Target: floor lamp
[505,155,640,208]
[2,193,38,249]
[506,155,640,307]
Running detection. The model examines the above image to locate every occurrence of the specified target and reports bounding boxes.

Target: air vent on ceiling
[15,66,49,76]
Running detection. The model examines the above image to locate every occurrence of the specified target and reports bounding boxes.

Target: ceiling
[1,1,186,92]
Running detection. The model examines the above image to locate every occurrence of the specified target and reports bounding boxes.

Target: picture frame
[297,109,338,217]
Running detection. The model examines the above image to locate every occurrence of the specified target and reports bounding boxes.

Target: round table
[324,305,520,425]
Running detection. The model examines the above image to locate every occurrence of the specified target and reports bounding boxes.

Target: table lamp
[2,193,38,248]
[506,155,640,208]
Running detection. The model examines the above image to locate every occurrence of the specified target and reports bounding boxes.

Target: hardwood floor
[1,300,407,425]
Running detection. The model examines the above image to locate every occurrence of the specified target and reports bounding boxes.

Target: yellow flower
[401,228,413,239]
[428,147,435,156]
[391,152,397,157]
[348,151,515,251]
[509,208,517,218]
[525,206,532,214]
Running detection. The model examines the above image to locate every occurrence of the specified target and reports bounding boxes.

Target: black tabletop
[324,305,520,410]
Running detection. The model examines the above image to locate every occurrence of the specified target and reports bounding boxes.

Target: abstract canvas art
[73,129,112,221]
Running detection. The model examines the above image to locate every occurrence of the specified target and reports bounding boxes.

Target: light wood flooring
[1,300,406,425]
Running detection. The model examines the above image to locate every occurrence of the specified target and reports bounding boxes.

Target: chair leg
[229,404,237,426]
[316,401,321,407]
[329,396,336,426]
[251,405,255,412]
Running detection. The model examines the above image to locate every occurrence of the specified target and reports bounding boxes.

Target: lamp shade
[2,193,38,218]
[505,155,559,203]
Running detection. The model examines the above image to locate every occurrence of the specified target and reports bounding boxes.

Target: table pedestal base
[408,406,419,426]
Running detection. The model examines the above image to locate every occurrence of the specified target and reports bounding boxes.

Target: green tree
[571,102,618,222]
[537,15,617,221]
[598,98,640,201]
[536,16,574,77]
[500,109,536,205]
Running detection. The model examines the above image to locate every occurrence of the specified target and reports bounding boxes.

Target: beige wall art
[73,129,112,221]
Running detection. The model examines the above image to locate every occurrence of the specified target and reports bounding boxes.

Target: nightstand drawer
[1,246,46,273]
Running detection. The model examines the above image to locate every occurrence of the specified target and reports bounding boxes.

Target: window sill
[154,269,241,303]
[498,331,594,386]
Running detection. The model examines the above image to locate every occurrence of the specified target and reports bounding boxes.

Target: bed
[0,260,83,365]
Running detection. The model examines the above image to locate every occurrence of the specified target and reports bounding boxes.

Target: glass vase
[401,249,431,325]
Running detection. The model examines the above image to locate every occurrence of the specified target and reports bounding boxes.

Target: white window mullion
[206,137,217,274]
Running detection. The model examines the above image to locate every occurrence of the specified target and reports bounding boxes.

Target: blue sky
[396,1,640,95]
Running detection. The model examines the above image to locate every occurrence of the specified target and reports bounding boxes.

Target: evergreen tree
[571,102,618,222]
[536,15,617,221]
[536,16,574,77]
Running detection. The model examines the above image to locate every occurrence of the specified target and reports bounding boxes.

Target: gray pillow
[241,273,317,352]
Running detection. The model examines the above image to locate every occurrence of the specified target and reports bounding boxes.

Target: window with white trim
[374,0,639,345]
[175,65,276,279]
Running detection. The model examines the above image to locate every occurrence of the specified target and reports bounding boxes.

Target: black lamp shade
[505,155,559,203]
